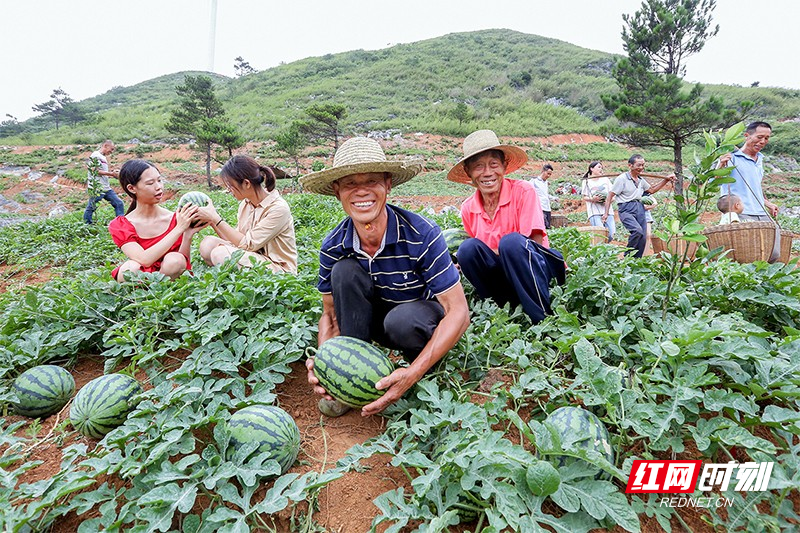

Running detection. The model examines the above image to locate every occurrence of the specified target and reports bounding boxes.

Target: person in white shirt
[84,140,125,224]
[581,161,615,242]
[529,163,553,228]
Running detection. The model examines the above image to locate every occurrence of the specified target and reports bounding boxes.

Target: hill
[4,29,800,155]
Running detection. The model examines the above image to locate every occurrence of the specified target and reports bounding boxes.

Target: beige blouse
[236,189,297,273]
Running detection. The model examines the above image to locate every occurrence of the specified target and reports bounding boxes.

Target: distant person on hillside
[109,159,204,281]
[194,155,297,273]
[602,154,674,258]
[529,163,553,228]
[717,194,744,225]
[448,129,565,324]
[84,140,125,224]
[717,121,778,221]
[581,161,615,242]
[299,137,469,418]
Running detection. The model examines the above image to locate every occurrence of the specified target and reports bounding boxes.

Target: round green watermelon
[641,195,655,206]
[13,365,75,418]
[177,191,211,227]
[70,374,142,439]
[594,190,607,204]
[441,228,470,261]
[312,336,394,408]
[227,405,300,475]
[544,406,614,468]
[177,191,211,208]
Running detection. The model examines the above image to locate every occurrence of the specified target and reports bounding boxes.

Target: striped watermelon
[442,228,470,260]
[13,365,75,418]
[545,406,614,468]
[594,191,607,204]
[177,191,210,208]
[641,195,655,206]
[70,374,143,439]
[313,336,394,408]
[228,405,300,475]
[177,191,211,228]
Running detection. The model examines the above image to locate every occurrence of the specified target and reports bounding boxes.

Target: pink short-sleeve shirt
[460,178,549,250]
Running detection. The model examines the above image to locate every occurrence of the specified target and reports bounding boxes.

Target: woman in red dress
[109,159,204,281]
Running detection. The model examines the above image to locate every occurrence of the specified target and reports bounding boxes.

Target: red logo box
[626,460,703,494]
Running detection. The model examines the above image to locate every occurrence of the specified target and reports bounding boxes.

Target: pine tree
[166,75,243,187]
[602,0,734,201]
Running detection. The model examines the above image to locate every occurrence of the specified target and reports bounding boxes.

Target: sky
[2,0,798,122]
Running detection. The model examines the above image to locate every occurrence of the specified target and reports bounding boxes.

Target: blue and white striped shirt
[318,204,460,304]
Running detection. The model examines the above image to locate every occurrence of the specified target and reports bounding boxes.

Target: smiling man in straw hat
[448,129,566,325]
[300,136,470,417]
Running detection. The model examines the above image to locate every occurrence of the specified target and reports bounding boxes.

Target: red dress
[109,214,190,278]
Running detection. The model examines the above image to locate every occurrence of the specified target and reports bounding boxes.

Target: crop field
[1,136,800,532]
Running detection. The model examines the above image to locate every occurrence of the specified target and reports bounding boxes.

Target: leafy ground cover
[1,136,800,532]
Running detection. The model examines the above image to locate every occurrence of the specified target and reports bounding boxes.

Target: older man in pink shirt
[448,130,565,324]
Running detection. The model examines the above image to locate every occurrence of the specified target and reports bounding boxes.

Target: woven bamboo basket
[550,214,569,228]
[576,226,607,245]
[701,222,793,263]
[651,236,698,260]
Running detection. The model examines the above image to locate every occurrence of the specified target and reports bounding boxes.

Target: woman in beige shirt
[196,155,297,273]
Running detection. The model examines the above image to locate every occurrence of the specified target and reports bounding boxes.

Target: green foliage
[273,122,307,177]
[296,103,347,150]
[1,192,800,531]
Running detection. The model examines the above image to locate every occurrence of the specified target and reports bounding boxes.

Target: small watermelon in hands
[70,374,142,439]
[177,191,211,227]
[13,365,75,418]
[227,405,301,475]
[312,336,394,408]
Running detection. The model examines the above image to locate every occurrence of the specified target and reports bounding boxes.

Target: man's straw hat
[447,130,528,184]
[300,137,423,196]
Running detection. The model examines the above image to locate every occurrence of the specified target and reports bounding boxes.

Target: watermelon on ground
[13,365,75,418]
[312,336,394,408]
[227,405,301,475]
[70,374,142,439]
[442,228,470,261]
[544,406,614,468]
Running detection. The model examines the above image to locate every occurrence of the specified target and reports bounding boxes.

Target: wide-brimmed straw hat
[447,129,528,184]
[299,137,423,196]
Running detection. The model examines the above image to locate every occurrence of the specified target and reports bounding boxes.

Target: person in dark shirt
[299,137,470,417]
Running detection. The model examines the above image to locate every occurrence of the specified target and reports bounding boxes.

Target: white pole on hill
[208,0,218,72]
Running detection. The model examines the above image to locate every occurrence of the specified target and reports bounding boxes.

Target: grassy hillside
[4,29,800,154]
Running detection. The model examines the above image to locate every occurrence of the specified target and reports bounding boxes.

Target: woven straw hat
[447,130,528,184]
[299,137,423,196]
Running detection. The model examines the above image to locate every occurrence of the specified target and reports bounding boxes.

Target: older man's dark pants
[458,233,565,324]
[617,201,647,258]
[330,258,444,359]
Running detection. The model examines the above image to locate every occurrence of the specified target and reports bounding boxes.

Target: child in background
[718,195,744,225]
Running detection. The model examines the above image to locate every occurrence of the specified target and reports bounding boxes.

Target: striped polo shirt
[318,204,460,304]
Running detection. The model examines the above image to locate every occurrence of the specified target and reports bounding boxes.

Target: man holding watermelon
[300,137,470,417]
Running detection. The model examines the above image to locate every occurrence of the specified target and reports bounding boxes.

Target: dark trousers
[617,201,647,258]
[458,233,565,324]
[84,189,125,224]
[543,210,552,230]
[330,258,444,359]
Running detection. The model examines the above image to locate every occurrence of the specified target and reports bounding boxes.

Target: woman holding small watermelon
[110,159,204,282]
[194,155,297,273]
[581,161,616,242]
[448,130,566,325]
